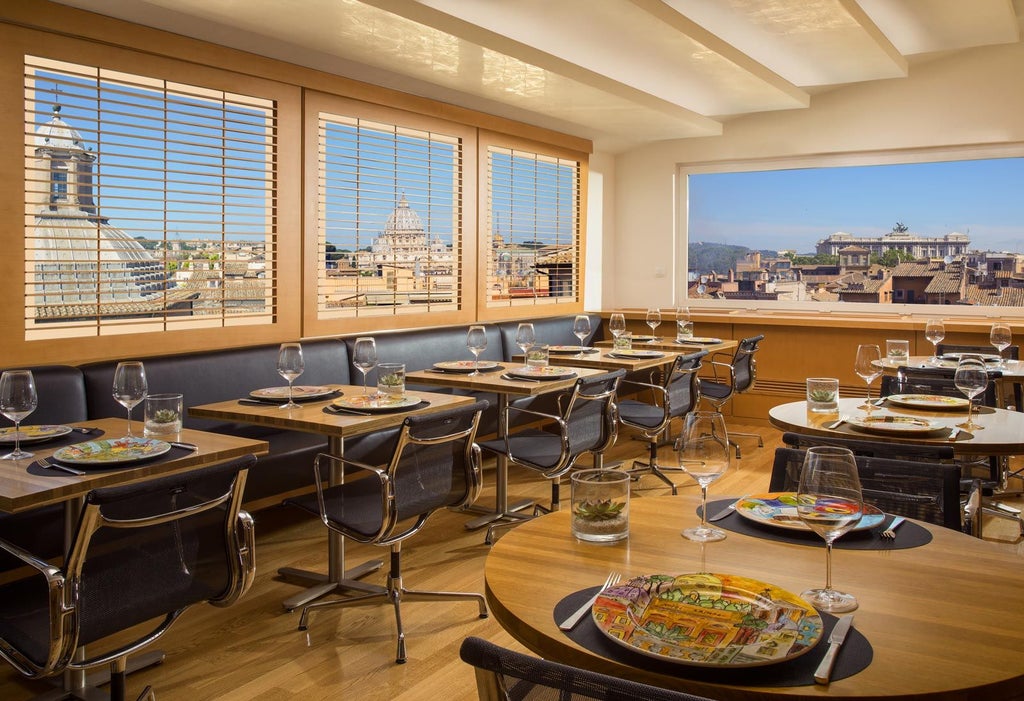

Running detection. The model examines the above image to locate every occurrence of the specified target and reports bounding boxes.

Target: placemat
[27,440,195,476]
[554,586,871,687]
[240,389,343,405]
[323,400,430,416]
[425,365,506,375]
[700,498,932,550]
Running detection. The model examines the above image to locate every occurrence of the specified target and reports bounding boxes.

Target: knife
[814,615,854,684]
[707,500,737,522]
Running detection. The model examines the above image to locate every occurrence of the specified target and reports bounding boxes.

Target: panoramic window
[23,55,278,340]
[685,157,1024,310]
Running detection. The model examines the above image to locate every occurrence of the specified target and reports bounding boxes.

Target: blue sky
[688,157,1024,255]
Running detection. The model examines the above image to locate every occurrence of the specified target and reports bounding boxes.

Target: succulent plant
[574,498,625,521]
[152,408,180,424]
[379,373,403,387]
[808,389,836,402]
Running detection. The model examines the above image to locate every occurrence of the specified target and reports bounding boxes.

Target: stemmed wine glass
[276,343,304,409]
[353,337,378,398]
[0,370,38,460]
[954,356,988,431]
[112,361,148,438]
[515,323,536,359]
[853,344,882,413]
[466,325,487,375]
[675,411,730,542]
[990,323,1012,367]
[796,446,864,613]
[675,306,692,341]
[645,308,661,343]
[925,318,945,364]
[608,313,626,342]
[571,315,591,358]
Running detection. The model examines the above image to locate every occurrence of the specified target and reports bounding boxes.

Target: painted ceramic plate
[0,424,73,445]
[847,415,947,436]
[506,366,578,380]
[885,394,970,410]
[939,352,1001,363]
[607,349,666,359]
[54,437,171,466]
[628,335,657,342]
[249,385,335,401]
[333,394,422,412]
[432,360,500,373]
[735,492,884,532]
[678,337,723,344]
[547,345,598,354]
[593,573,822,668]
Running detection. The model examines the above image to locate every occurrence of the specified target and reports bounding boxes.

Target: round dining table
[484,494,1024,700]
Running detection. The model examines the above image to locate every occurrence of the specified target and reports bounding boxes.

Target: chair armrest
[707,359,736,384]
[312,452,387,487]
[0,536,63,580]
[503,404,561,425]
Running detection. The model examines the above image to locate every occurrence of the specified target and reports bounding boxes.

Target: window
[24,55,278,340]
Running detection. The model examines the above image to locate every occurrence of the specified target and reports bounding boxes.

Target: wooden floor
[2,421,1021,700]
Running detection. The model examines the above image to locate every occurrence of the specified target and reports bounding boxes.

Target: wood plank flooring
[1,421,1020,700]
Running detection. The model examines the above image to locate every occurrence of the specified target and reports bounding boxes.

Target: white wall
[605,41,1024,309]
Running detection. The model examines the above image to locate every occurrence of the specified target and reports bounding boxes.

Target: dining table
[0,416,270,699]
[405,363,606,531]
[188,383,476,611]
[484,493,1024,700]
[874,355,1024,408]
[516,346,686,373]
[594,337,738,355]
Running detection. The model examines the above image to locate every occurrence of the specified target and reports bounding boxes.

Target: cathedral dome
[385,194,424,233]
[35,105,89,152]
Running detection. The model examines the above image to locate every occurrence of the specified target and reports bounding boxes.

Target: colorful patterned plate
[432,360,500,373]
[847,415,947,436]
[735,492,884,532]
[54,437,171,466]
[678,337,723,344]
[0,424,73,445]
[607,349,666,359]
[593,573,822,668]
[506,366,578,380]
[547,345,598,354]
[885,394,970,410]
[249,385,335,401]
[333,394,422,412]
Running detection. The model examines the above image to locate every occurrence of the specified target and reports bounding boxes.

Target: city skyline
[688,157,1024,255]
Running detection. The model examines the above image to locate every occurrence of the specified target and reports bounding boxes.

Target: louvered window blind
[485,145,582,308]
[24,55,277,339]
[316,111,463,319]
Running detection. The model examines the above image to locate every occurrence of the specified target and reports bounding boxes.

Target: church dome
[35,105,89,153]
[385,194,424,233]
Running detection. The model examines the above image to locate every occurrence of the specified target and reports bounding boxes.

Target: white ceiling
[53,0,1024,153]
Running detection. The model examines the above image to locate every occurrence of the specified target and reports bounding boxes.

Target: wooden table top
[189,384,475,437]
[484,494,1024,700]
[513,350,681,372]
[768,398,1024,456]
[406,365,606,396]
[0,417,269,513]
[594,338,738,355]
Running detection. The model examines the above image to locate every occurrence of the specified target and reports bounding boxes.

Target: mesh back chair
[0,455,256,701]
[478,370,625,545]
[781,431,955,463]
[617,351,706,493]
[284,401,489,664]
[697,335,765,458]
[770,447,968,533]
[459,636,720,701]
[936,342,1021,409]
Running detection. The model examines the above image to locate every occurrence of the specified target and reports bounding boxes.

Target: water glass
[144,393,183,436]
[571,469,630,542]
[806,378,839,413]
[613,331,632,351]
[377,363,406,399]
[886,339,910,364]
[526,345,549,367]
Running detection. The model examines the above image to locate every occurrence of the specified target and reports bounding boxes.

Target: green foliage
[687,241,753,273]
[573,499,625,521]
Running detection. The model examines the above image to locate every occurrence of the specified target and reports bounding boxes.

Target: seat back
[937,343,1019,360]
[459,636,719,701]
[732,334,764,394]
[664,351,706,419]
[618,351,705,436]
[882,365,1001,407]
[780,432,955,462]
[561,369,625,459]
[770,447,962,531]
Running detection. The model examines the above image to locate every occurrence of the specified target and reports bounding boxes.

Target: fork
[558,572,621,631]
[37,457,85,476]
[881,516,906,539]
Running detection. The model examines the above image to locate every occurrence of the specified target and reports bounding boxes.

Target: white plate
[885,394,970,410]
[678,336,723,344]
[0,424,73,445]
[847,415,947,435]
[607,349,666,359]
[432,360,500,373]
[54,437,171,466]
[249,385,335,401]
[333,394,423,412]
[506,366,578,380]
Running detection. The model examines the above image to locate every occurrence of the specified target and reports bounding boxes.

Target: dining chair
[477,370,625,544]
[936,342,1021,410]
[697,334,765,458]
[770,447,969,533]
[284,401,489,664]
[0,455,257,701]
[459,636,721,701]
[617,350,706,493]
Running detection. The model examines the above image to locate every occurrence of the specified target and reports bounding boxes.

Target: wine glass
[277,343,304,409]
[112,361,148,438]
[645,308,661,343]
[796,446,864,613]
[675,411,730,542]
[675,306,692,341]
[954,356,988,431]
[608,313,626,341]
[466,325,487,375]
[990,323,1012,367]
[515,323,536,358]
[353,337,378,397]
[0,370,38,460]
[925,318,945,364]
[571,315,591,358]
[853,344,882,413]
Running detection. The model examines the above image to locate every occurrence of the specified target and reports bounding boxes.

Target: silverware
[826,416,848,429]
[881,516,905,539]
[948,427,962,441]
[71,427,98,434]
[558,572,621,631]
[36,457,85,476]
[500,373,541,383]
[325,405,372,416]
[170,442,198,451]
[814,614,854,684]
[707,500,737,522]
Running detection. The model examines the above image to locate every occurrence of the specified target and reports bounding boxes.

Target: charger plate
[333,394,422,412]
[607,349,666,359]
[54,437,171,466]
[249,385,334,401]
[0,424,72,444]
[433,360,499,373]
[547,345,598,354]
[847,415,946,436]
[593,573,822,668]
[680,336,723,344]
[506,366,577,380]
[885,394,969,411]
[735,492,884,532]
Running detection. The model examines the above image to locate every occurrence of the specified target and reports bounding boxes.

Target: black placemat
[554,586,871,687]
[27,441,196,476]
[240,389,343,405]
[426,364,506,375]
[323,400,431,416]
[700,498,932,550]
